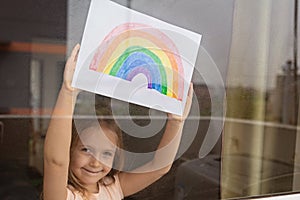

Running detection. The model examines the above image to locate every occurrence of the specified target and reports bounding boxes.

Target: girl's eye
[102,151,113,157]
[81,147,91,153]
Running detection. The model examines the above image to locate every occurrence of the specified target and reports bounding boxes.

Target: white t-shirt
[66,175,124,200]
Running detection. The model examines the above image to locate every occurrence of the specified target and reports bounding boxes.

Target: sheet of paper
[72,0,202,116]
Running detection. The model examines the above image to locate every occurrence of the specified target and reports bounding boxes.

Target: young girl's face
[70,125,118,192]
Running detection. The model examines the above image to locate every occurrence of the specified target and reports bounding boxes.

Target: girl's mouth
[82,168,103,174]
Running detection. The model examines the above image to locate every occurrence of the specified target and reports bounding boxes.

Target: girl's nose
[89,155,102,167]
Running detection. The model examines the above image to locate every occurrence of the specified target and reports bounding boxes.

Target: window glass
[0,0,299,199]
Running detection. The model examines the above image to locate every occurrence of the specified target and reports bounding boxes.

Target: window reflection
[222,0,299,199]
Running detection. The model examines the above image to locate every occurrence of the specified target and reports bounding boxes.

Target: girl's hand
[62,43,80,94]
[168,83,193,123]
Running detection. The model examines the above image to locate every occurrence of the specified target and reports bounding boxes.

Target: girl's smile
[82,167,103,174]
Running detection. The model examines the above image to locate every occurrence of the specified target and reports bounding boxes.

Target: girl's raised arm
[43,44,80,200]
[119,84,193,197]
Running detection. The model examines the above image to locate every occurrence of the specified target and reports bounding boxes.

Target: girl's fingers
[183,83,193,118]
[188,83,193,98]
[71,43,80,62]
[66,44,80,68]
[168,82,193,122]
[63,44,80,92]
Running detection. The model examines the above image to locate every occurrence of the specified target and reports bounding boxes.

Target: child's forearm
[44,87,78,167]
[152,119,184,170]
[158,119,184,148]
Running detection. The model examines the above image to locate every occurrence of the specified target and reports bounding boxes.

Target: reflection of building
[269,61,300,124]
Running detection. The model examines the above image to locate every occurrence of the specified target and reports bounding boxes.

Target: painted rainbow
[89,23,184,101]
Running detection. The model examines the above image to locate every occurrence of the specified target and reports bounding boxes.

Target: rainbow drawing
[89,23,184,101]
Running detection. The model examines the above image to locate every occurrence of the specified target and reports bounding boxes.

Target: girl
[43,44,193,200]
